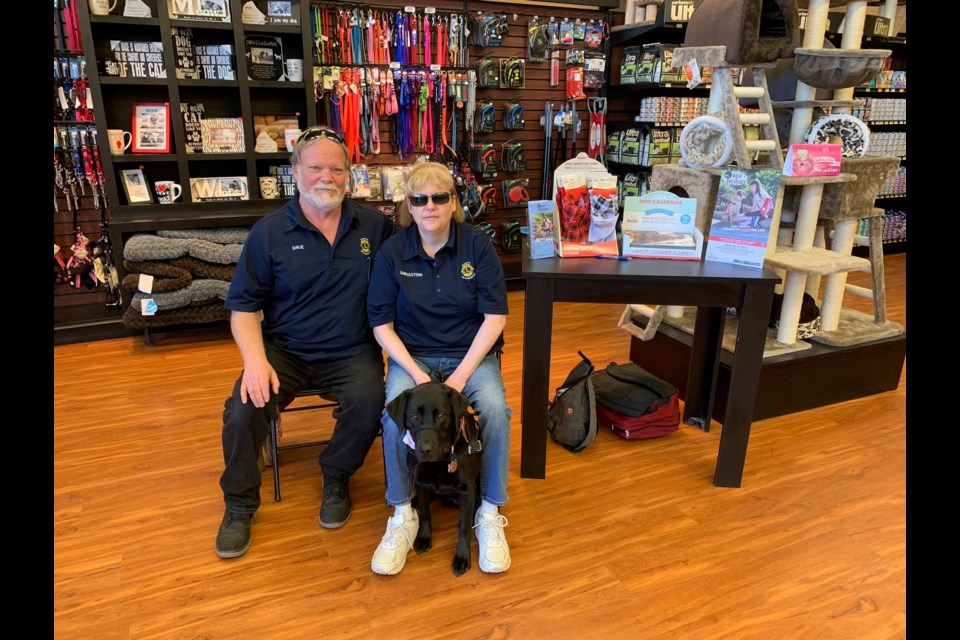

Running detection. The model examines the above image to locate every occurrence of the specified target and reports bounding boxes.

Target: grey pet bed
[122,301,231,329]
[123,233,244,264]
[130,279,231,312]
[793,48,892,90]
[157,227,250,245]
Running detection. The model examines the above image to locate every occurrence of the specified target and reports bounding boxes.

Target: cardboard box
[783,144,842,177]
[622,191,702,260]
[551,155,620,257]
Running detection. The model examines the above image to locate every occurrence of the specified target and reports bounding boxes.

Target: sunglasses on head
[296,127,346,145]
[408,192,453,207]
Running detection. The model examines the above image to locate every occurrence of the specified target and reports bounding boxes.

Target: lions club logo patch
[360,237,371,256]
[460,262,476,280]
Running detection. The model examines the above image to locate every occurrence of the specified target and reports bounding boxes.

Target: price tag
[58,87,69,110]
[425,7,436,14]
[405,6,416,13]
[430,64,440,71]
[141,299,158,316]
[138,274,154,293]
[320,34,328,42]
[389,62,401,69]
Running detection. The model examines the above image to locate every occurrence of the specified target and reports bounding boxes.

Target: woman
[367,162,512,576]
[747,178,775,229]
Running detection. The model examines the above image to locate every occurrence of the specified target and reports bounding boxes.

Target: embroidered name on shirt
[292,245,305,251]
[400,270,423,278]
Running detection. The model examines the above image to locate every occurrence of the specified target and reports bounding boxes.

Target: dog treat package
[620,128,643,166]
[606,131,624,164]
[588,174,618,244]
[551,155,620,257]
[381,167,407,203]
[349,164,371,199]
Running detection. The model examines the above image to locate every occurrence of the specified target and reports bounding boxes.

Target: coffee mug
[107,129,132,155]
[154,181,183,204]
[284,58,304,82]
[259,176,280,199]
[284,128,302,152]
[88,0,118,15]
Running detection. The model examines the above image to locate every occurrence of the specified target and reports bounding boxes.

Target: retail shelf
[98,76,168,85]
[241,24,302,34]
[169,19,234,31]
[248,80,306,89]
[108,153,178,163]
[610,19,687,47]
[852,240,906,257]
[876,194,907,201]
[177,79,240,87]
[54,120,98,126]
[865,121,907,126]
[606,83,711,97]
[855,87,907,95]
[184,153,249,161]
[89,15,159,26]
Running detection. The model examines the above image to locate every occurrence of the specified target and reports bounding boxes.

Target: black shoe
[319,475,351,529]
[215,510,254,558]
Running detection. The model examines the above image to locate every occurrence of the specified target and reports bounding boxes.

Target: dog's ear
[446,387,471,422]
[385,389,412,432]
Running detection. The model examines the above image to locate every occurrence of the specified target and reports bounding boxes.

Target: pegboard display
[309,0,610,267]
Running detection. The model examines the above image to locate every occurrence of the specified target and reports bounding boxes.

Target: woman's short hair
[397,162,465,227]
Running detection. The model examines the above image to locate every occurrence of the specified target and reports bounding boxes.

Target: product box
[526,200,557,259]
[782,143,842,177]
[551,154,620,257]
[705,168,782,268]
[622,191,702,260]
[636,43,659,84]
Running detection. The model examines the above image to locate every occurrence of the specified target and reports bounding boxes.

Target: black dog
[386,381,482,576]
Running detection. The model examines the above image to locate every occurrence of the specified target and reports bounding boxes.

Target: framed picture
[190,176,250,202]
[120,168,153,204]
[132,103,171,153]
[201,117,246,153]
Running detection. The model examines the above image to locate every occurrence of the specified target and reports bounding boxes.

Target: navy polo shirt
[367,222,508,358]
[225,197,396,362]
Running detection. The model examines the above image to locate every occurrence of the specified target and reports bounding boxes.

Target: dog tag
[447,459,458,473]
[402,430,416,450]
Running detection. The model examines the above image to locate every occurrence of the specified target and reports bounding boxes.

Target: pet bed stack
[121,227,248,329]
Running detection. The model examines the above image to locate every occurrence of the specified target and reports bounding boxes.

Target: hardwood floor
[54,254,906,640]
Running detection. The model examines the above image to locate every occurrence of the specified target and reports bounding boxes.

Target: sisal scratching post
[805,225,828,297]
[832,1,868,115]
[775,183,823,342]
[868,216,888,323]
[789,0,831,145]
[777,271,809,344]
[666,305,684,318]
[819,220,858,331]
[881,0,898,36]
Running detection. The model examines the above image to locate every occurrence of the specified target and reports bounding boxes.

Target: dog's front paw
[413,535,432,554]
[451,554,471,576]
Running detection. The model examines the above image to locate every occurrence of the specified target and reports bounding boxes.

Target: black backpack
[546,351,598,452]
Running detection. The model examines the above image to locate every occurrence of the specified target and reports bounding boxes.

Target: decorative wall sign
[172,27,196,79]
[180,103,205,154]
[167,0,231,22]
[244,35,284,81]
[103,41,166,79]
[190,177,250,202]
[132,103,171,153]
[201,117,246,153]
[194,44,235,80]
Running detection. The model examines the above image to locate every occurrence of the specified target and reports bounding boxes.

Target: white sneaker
[371,511,419,575]
[474,512,512,573]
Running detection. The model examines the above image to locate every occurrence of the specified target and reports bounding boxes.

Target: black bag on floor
[590,362,678,417]
[546,351,598,453]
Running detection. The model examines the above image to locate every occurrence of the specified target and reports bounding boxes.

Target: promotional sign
[705,168,782,269]
[782,144,842,177]
[622,191,702,260]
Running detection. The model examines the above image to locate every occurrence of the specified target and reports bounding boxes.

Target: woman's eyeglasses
[408,192,453,207]
[296,127,346,145]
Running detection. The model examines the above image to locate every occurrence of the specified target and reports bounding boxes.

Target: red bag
[596,393,680,440]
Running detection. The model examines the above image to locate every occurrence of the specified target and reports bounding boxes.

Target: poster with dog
[705,168,782,268]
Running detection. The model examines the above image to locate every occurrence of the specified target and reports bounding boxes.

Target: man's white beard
[300,183,344,212]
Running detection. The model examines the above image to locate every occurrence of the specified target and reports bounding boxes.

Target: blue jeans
[382,354,512,507]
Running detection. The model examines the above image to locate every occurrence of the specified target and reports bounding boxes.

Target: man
[215,127,395,558]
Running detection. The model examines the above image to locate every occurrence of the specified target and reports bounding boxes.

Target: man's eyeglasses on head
[408,192,453,207]
[296,127,346,145]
